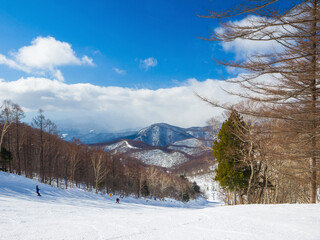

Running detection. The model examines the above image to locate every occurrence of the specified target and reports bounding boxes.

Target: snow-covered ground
[1,171,320,240]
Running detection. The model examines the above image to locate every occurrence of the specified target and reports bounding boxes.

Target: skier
[116,198,120,204]
[36,185,41,196]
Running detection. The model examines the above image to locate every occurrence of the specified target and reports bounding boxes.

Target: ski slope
[1,171,319,240]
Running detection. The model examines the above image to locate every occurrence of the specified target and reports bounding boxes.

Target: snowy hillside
[171,138,205,148]
[130,149,190,168]
[167,145,204,156]
[101,139,192,168]
[103,140,138,154]
[168,138,207,155]
[1,172,320,240]
[188,171,220,201]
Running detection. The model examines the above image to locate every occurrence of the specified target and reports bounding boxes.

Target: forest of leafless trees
[199,0,320,203]
[0,100,197,201]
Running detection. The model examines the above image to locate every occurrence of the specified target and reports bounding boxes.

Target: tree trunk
[310,157,317,203]
[16,123,21,175]
[309,0,318,204]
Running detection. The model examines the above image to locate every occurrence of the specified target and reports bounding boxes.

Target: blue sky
[0,0,235,88]
[0,0,284,131]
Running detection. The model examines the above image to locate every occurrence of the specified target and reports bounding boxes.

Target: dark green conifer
[213,110,251,192]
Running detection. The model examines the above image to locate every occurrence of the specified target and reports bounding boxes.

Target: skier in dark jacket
[116,198,120,203]
[36,185,41,196]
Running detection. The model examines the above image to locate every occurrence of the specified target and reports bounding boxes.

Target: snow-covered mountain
[128,123,215,147]
[99,123,215,169]
[60,123,215,146]
[60,123,215,170]
[100,127,215,168]
[133,123,196,147]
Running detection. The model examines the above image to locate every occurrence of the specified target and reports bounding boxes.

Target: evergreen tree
[192,181,200,193]
[213,110,251,198]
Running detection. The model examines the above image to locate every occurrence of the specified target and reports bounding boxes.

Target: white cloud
[0,77,242,131]
[113,67,126,75]
[15,36,81,68]
[81,55,94,66]
[0,54,30,72]
[215,15,283,61]
[52,69,64,82]
[139,57,158,71]
[0,36,94,81]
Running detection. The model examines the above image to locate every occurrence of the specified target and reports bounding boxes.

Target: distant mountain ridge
[127,123,200,147]
[94,123,216,169]
[60,123,215,145]
[60,129,138,144]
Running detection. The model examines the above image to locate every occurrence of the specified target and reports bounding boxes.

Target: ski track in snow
[1,171,320,240]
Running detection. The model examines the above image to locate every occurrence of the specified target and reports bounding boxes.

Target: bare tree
[32,109,48,182]
[0,100,16,171]
[69,138,81,188]
[12,104,25,175]
[45,119,58,184]
[91,148,109,193]
[198,0,320,203]
[145,166,161,198]
[0,100,15,149]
